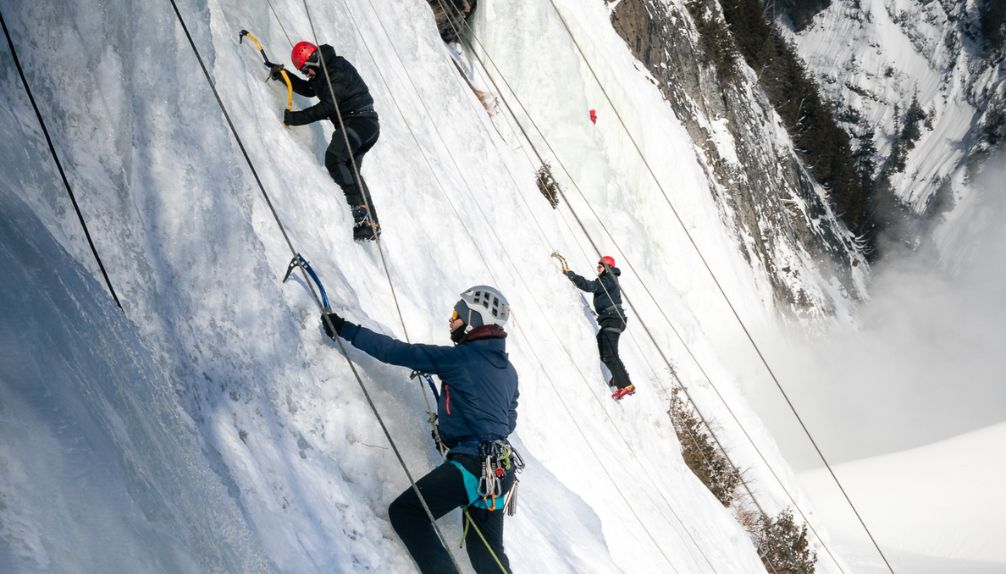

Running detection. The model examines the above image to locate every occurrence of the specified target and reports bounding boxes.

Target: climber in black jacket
[278,40,381,241]
[561,255,635,400]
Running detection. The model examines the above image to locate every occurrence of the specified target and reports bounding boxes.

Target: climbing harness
[168,3,466,571]
[341,1,684,567]
[410,370,526,514]
[409,370,526,513]
[476,440,507,509]
[448,441,525,515]
[427,1,862,570]
[239,29,294,112]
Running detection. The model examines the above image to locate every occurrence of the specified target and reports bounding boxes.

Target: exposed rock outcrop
[609,0,867,314]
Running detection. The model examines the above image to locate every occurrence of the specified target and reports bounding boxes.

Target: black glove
[283,109,294,126]
[268,64,286,82]
[321,312,345,340]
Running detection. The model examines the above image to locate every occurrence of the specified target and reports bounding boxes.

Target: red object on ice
[589,108,597,124]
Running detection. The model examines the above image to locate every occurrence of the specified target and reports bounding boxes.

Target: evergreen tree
[718,0,876,250]
[775,0,832,32]
[757,510,817,573]
[669,388,741,507]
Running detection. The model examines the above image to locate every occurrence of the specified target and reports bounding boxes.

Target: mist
[751,152,1006,469]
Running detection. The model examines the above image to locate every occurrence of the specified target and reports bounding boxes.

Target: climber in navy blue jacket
[321,285,518,574]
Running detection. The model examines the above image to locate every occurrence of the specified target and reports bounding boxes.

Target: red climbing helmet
[291,41,319,71]
[599,255,616,268]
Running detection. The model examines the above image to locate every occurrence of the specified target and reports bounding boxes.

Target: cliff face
[787,0,1006,236]
[608,0,868,315]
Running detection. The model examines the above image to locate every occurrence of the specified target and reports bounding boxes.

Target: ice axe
[282,253,331,312]
[550,251,571,273]
[239,29,293,112]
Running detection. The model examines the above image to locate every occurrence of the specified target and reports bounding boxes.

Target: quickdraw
[410,370,448,456]
[503,447,525,516]
[409,374,527,515]
[239,29,294,113]
[477,440,522,512]
[282,253,330,311]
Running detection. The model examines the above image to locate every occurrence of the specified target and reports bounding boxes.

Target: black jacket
[565,267,624,319]
[285,44,375,126]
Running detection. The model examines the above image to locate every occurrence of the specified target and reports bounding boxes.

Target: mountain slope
[787,0,1006,224]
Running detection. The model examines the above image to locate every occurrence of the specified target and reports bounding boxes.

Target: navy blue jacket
[339,322,518,457]
[285,45,376,126]
[565,267,624,319]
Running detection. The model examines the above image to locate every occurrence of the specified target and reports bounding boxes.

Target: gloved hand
[321,311,345,340]
[268,64,286,82]
[283,109,294,125]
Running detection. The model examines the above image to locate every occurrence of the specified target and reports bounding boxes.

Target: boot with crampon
[611,384,635,401]
[352,205,380,241]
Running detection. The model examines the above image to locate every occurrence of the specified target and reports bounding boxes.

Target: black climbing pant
[324,115,380,220]
[388,455,514,574]
[597,316,632,389]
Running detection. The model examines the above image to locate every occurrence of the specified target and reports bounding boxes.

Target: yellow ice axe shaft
[239,29,293,112]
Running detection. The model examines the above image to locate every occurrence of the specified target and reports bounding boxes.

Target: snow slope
[0,0,860,572]
[800,423,1006,573]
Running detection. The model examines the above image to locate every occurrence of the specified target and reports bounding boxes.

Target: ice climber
[561,255,635,400]
[277,40,381,240]
[321,285,520,573]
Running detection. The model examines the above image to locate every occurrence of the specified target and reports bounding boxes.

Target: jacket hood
[319,44,338,65]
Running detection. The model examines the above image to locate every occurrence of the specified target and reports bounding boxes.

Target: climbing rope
[352,4,747,571]
[263,0,293,48]
[257,2,525,570]
[540,2,893,570]
[428,0,850,570]
[297,0,413,343]
[335,1,689,569]
[0,8,122,311]
[165,1,463,570]
[433,4,844,570]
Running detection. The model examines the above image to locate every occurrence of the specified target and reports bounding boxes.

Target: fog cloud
[763,152,1006,467]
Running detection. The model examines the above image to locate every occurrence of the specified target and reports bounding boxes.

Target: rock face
[609,0,867,315]
[426,0,478,43]
[787,0,1006,225]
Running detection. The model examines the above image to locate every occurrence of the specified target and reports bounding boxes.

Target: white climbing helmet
[453,285,510,329]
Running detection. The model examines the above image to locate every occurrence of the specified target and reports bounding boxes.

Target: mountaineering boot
[611,384,636,401]
[351,205,380,241]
